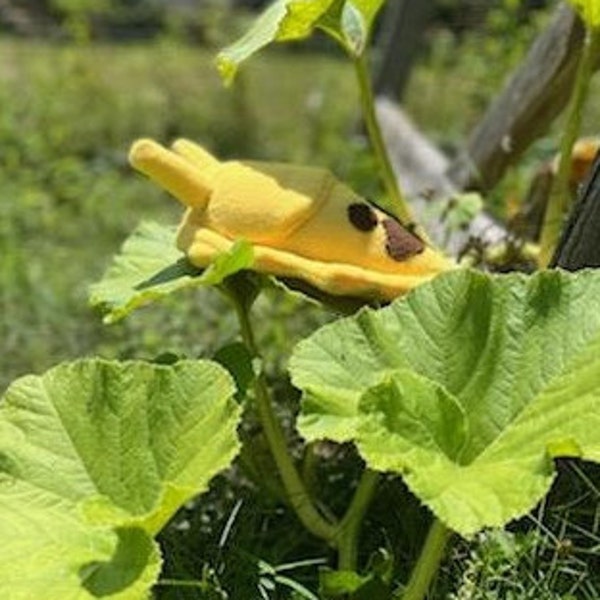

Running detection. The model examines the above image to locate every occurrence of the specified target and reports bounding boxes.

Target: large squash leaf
[0,359,240,599]
[89,221,253,323]
[290,269,600,535]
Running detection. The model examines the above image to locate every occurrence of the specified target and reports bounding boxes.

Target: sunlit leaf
[89,221,253,323]
[217,0,385,83]
[0,359,240,598]
[291,269,600,535]
[217,0,290,84]
[340,0,386,55]
[567,0,600,28]
[278,0,338,39]
[319,567,390,599]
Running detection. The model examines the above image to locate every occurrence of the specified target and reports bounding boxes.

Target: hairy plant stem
[353,53,413,225]
[229,292,338,544]
[336,469,380,571]
[539,26,600,267]
[396,519,451,600]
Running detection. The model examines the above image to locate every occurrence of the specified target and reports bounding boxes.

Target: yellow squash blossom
[129,138,454,301]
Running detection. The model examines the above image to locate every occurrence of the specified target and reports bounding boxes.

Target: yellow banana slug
[129,138,455,301]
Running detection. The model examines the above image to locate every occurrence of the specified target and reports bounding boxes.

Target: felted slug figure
[129,138,454,301]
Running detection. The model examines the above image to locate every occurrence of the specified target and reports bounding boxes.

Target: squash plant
[2,1,600,599]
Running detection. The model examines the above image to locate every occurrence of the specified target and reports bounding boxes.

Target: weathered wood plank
[447,3,586,192]
[373,0,436,99]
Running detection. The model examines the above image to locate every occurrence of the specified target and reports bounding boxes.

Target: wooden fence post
[373,0,435,100]
[447,3,587,192]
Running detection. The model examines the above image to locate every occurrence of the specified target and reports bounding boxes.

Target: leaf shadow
[134,258,204,291]
[79,527,155,597]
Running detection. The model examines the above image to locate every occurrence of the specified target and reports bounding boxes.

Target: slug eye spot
[347,203,378,232]
[382,218,425,261]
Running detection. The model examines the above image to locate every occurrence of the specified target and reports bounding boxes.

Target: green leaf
[278,0,338,40]
[213,341,256,402]
[217,0,289,84]
[290,269,600,535]
[567,0,600,27]
[89,221,254,323]
[0,359,240,599]
[319,567,390,599]
[340,0,386,55]
[320,569,367,596]
[435,192,484,233]
[216,0,385,84]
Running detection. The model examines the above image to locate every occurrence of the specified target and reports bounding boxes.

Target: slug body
[129,138,454,300]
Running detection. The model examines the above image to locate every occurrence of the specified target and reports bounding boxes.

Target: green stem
[353,53,413,225]
[154,579,207,589]
[538,26,600,267]
[237,443,288,504]
[229,293,338,544]
[396,519,451,600]
[336,469,380,571]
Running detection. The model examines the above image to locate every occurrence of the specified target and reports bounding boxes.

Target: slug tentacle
[172,138,222,177]
[129,138,212,209]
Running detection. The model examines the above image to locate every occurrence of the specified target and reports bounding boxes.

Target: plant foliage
[0,359,240,598]
[568,0,600,28]
[291,269,600,535]
[89,221,253,323]
[217,0,386,83]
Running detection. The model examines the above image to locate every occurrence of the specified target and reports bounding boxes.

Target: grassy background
[1,7,600,596]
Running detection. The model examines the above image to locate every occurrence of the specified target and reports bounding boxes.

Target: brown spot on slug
[382,218,425,261]
[347,203,378,232]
